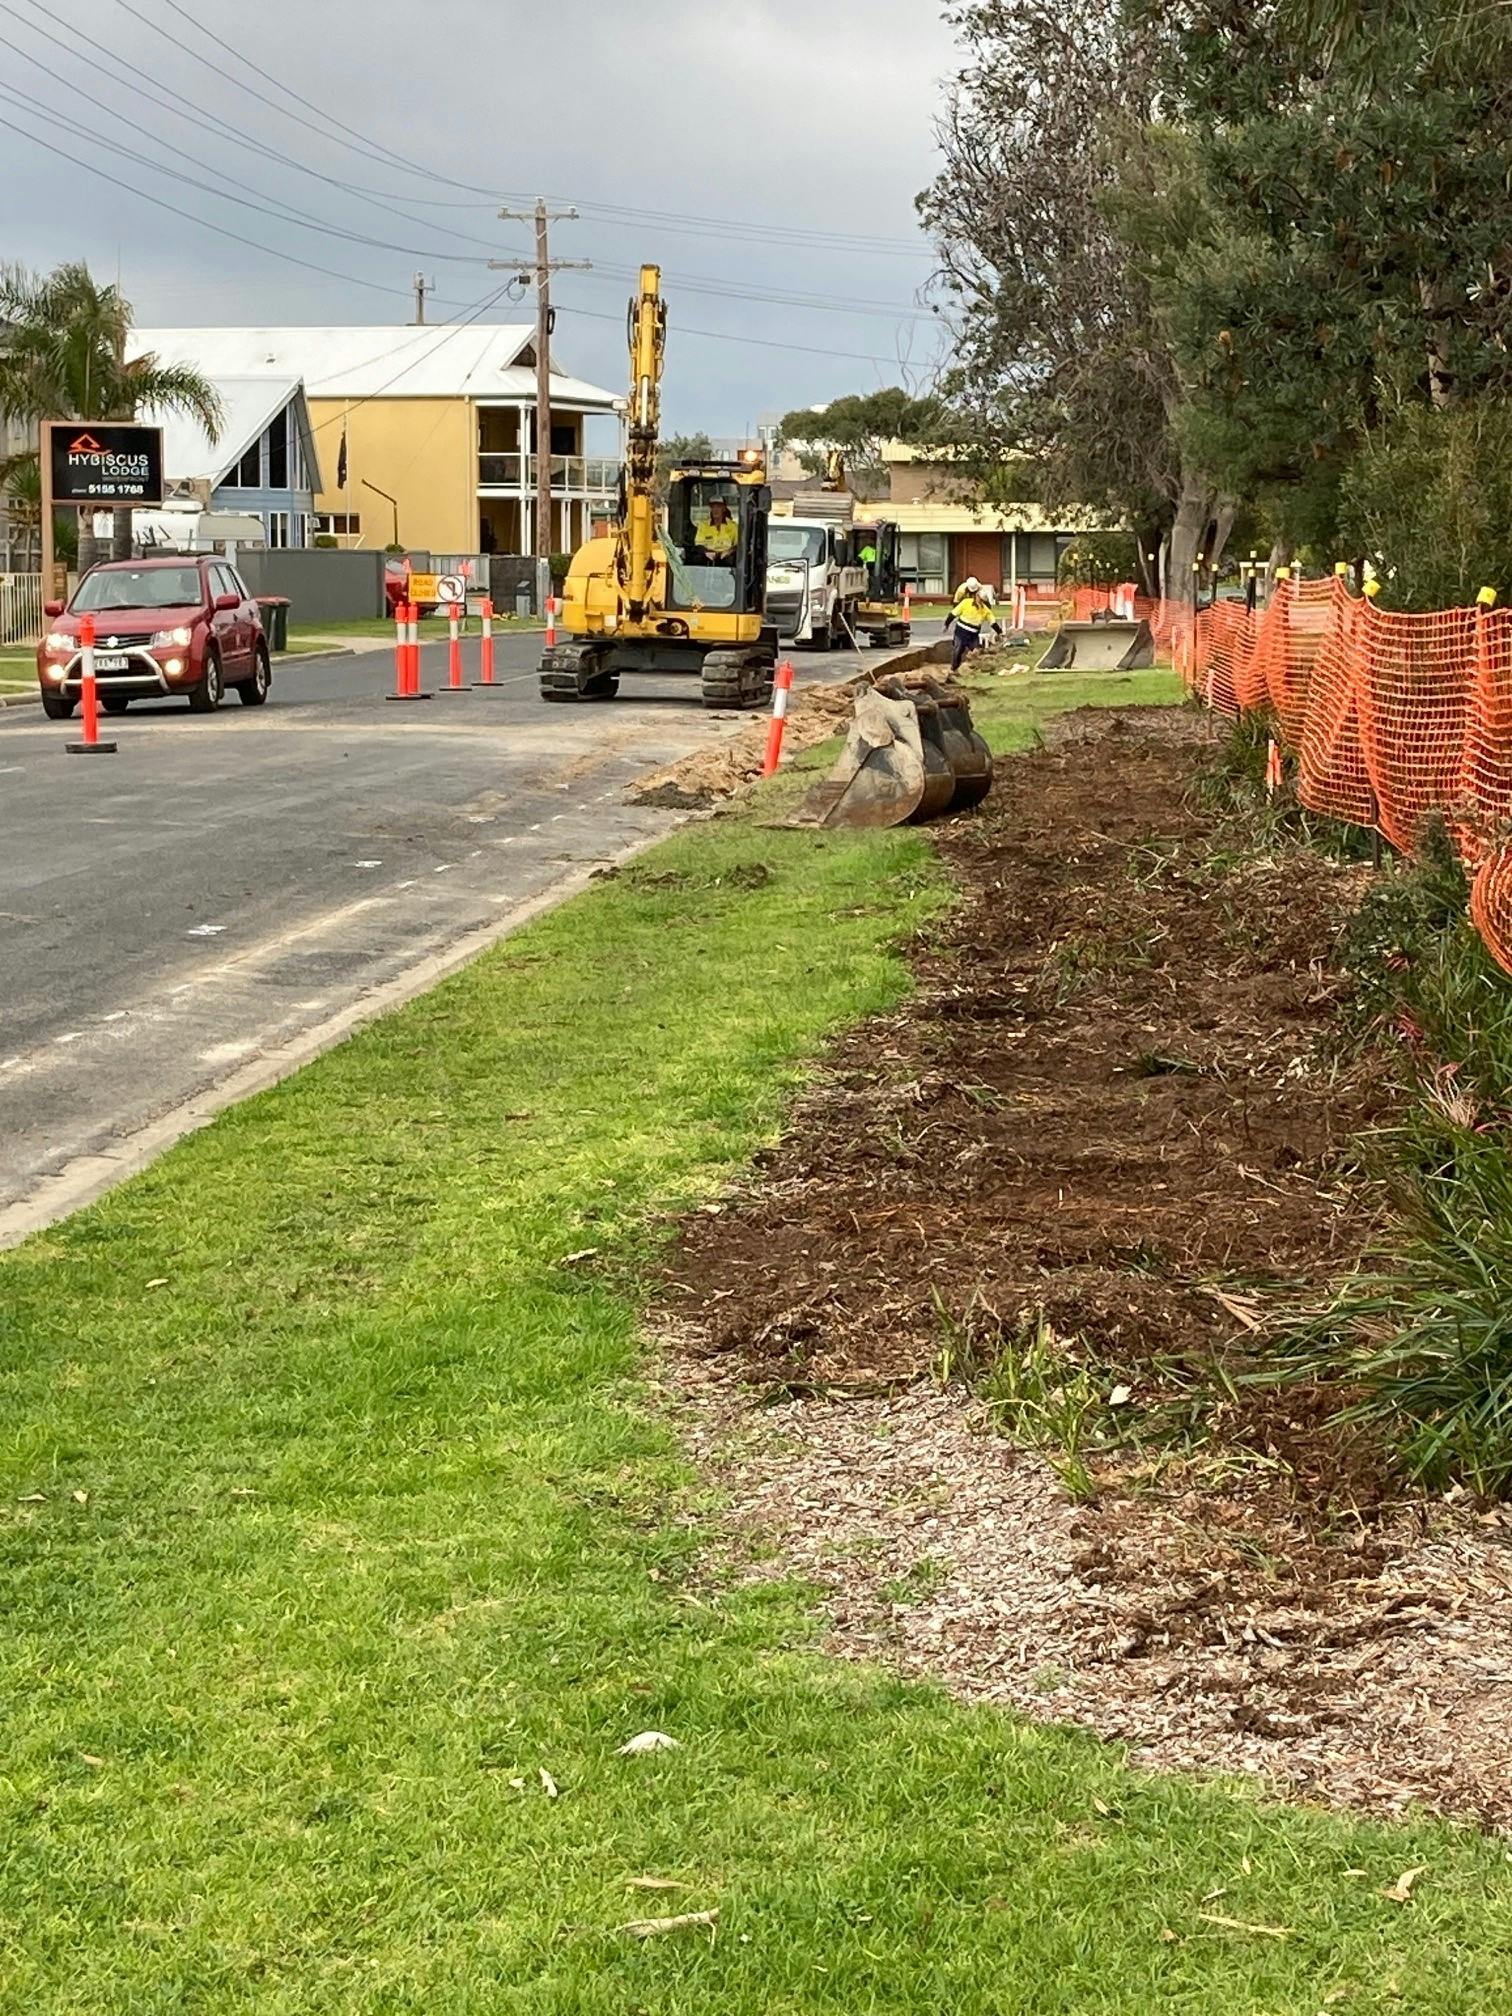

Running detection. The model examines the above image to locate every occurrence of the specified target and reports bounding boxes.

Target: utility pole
[412,272,431,325]
[493,201,589,561]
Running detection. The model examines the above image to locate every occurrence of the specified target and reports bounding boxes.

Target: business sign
[47,422,164,505]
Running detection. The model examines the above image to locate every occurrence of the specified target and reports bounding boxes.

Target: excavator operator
[692,496,740,566]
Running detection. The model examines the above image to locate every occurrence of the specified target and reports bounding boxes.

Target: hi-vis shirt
[953,592,993,633]
[695,516,739,557]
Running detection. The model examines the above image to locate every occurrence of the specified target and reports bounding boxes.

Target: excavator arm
[620,263,666,621]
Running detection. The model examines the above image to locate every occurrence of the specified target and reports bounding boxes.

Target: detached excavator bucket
[788,678,994,830]
[788,687,927,828]
[1041,618,1155,672]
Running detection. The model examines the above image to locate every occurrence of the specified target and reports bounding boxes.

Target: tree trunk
[1164,470,1212,605]
[111,506,134,561]
[1209,499,1239,573]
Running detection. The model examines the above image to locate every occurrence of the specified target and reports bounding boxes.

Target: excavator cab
[855,519,910,648]
[664,466,771,617]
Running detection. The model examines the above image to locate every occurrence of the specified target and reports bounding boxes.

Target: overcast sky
[0,0,960,436]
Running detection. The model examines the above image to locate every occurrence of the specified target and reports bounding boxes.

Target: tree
[1129,0,1512,600]
[918,1,1234,598]
[0,262,222,572]
[777,389,944,493]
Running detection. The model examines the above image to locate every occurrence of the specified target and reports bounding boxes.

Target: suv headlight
[44,631,72,654]
[152,625,194,648]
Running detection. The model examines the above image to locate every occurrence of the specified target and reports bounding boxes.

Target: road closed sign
[46,421,164,505]
[407,572,439,604]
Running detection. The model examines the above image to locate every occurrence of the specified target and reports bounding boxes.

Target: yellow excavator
[539,265,778,708]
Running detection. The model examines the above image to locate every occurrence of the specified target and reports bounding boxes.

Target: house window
[1014,532,1061,582]
[232,438,260,488]
[268,511,291,548]
[899,532,947,596]
[313,512,362,537]
[267,409,289,489]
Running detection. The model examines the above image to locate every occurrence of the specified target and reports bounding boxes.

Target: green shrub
[1338,399,1512,612]
[1269,830,1512,1495]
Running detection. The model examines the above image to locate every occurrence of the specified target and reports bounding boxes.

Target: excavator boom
[623,264,665,621]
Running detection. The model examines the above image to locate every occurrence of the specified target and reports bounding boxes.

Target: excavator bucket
[787,686,927,828]
[788,677,994,830]
[1041,618,1155,672]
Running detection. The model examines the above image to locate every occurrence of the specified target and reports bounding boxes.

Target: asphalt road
[0,625,908,1236]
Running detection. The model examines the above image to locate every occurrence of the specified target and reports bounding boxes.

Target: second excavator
[539,265,778,709]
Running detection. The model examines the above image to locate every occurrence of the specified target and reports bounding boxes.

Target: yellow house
[131,326,623,557]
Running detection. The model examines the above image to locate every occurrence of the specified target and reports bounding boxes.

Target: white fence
[0,574,44,645]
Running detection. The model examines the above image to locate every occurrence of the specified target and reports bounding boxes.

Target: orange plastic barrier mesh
[1180,577,1512,974]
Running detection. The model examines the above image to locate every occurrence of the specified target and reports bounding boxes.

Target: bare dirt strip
[656,706,1512,1831]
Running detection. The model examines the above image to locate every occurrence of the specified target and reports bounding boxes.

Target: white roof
[155,374,312,489]
[130,326,621,410]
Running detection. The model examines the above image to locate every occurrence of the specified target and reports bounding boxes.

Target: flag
[337,424,348,490]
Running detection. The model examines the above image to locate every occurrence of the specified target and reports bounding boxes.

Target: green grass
[962,662,1184,746]
[3,680,1512,2010]
[0,648,36,689]
[287,613,543,648]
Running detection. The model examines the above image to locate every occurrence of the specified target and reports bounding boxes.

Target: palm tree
[0,262,222,573]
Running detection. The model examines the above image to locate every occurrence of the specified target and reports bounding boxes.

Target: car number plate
[93,653,129,670]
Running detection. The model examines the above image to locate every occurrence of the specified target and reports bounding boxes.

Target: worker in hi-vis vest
[948,584,1002,670]
[693,497,739,564]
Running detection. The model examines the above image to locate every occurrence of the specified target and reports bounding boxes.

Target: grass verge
[287,613,542,649]
[3,681,1511,2011]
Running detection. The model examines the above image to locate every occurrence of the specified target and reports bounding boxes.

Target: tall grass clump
[1280,823,1512,1494]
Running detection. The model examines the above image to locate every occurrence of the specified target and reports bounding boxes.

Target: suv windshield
[73,566,203,613]
[769,526,826,566]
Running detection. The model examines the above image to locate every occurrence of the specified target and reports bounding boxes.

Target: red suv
[37,556,271,719]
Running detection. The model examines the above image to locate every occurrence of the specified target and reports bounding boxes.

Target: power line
[302,286,518,438]
[0,107,481,309]
[121,0,931,261]
[4,12,931,329]
[0,67,517,274]
[554,300,932,372]
[0,0,531,259]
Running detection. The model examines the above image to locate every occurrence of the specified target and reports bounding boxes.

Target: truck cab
[766,515,867,649]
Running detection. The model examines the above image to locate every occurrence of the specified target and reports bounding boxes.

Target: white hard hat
[963,575,981,594]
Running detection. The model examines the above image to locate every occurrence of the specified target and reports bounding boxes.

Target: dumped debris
[657,707,1512,1830]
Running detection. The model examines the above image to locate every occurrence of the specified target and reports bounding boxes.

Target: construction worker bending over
[692,497,740,565]
[948,584,1002,670]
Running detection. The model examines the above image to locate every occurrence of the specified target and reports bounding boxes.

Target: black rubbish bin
[256,596,291,653]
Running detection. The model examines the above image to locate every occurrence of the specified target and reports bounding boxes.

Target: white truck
[765,496,868,650]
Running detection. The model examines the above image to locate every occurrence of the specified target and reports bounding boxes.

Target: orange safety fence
[1176,575,1512,975]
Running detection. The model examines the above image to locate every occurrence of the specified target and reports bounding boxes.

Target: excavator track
[699,649,775,710]
[539,644,619,703]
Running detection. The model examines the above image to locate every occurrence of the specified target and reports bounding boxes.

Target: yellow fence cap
[1478,586,1499,608]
